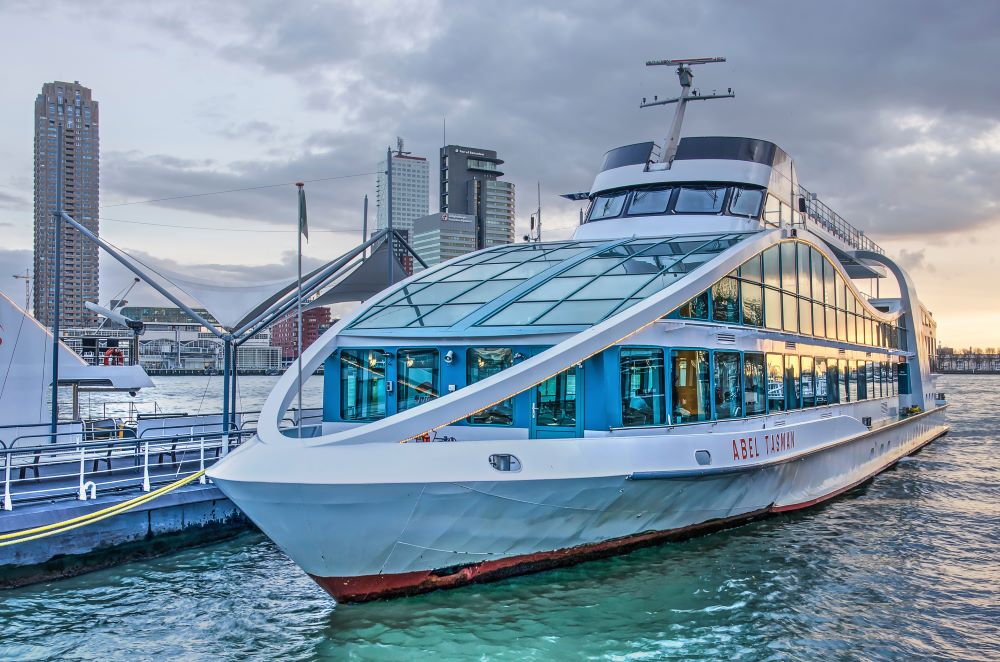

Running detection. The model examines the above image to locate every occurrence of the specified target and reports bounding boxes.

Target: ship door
[529,365,583,439]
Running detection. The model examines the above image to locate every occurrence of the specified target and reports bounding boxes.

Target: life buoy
[103,348,125,366]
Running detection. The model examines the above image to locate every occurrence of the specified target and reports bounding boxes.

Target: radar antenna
[640,57,734,167]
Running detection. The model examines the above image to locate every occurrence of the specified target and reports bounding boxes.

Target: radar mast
[640,57,734,168]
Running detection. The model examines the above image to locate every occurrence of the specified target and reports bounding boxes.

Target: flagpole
[296,182,305,438]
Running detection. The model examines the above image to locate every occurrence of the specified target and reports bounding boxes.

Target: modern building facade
[411,212,476,271]
[271,307,332,360]
[439,145,516,250]
[376,147,430,234]
[33,81,100,328]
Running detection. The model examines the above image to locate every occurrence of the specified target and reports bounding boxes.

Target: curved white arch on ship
[254,228,905,448]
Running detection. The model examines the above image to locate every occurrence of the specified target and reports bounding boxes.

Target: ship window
[627,187,673,215]
[797,244,812,299]
[866,361,875,399]
[780,242,797,293]
[810,248,824,300]
[785,355,801,410]
[762,246,781,288]
[782,292,798,333]
[711,275,740,323]
[397,349,439,412]
[764,287,781,329]
[766,353,785,412]
[588,191,628,221]
[714,351,742,419]
[801,356,815,407]
[679,290,709,319]
[825,306,837,340]
[675,186,726,214]
[839,359,850,403]
[340,349,387,421]
[740,254,762,283]
[799,296,813,336]
[817,358,831,405]
[813,301,825,337]
[620,348,666,427]
[671,349,710,423]
[730,187,764,218]
[743,352,767,415]
[467,348,514,425]
[741,281,763,327]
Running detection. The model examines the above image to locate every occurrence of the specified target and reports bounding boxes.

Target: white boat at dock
[209,59,949,603]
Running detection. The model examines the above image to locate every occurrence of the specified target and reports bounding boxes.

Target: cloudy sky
[0,0,997,346]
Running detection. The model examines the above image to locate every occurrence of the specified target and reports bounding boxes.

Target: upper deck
[579,136,885,261]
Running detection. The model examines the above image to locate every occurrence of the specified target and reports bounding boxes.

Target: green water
[1,375,998,660]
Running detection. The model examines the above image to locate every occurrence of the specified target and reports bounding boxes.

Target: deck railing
[0,427,256,511]
[798,186,885,255]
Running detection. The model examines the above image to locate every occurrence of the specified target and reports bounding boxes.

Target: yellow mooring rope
[0,470,206,547]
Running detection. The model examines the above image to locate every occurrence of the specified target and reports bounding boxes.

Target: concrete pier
[0,484,248,588]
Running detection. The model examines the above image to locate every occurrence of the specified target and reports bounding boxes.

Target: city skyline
[0,2,998,346]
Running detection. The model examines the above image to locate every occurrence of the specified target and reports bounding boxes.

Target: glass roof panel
[478,301,553,326]
[347,233,748,331]
[440,262,516,282]
[451,279,523,304]
[411,303,480,327]
[535,299,620,325]
[520,276,591,302]
[568,274,652,300]
[353,305,427,329]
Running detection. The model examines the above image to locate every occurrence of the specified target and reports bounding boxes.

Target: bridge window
[587,191,628,221]
[397,349,439,412]
[730,187,764,218]
[627,187,673,215]
[620,348,666,427]
[671,349,710,423]
[743,353,767,415]
[467,348,514,425]
[675,186,726,214]
[340,349,387,421]
[714,351,742,419]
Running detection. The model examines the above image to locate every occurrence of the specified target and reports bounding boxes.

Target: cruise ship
[208,59,948,603]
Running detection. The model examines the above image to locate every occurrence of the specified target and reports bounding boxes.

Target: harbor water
[2,375,998,661]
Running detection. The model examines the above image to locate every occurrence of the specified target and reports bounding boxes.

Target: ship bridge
[577,136,885,280]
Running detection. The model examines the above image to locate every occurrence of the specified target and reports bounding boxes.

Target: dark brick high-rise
[33,81,100,328]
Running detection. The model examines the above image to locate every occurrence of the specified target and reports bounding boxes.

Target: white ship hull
[211,407,947,602]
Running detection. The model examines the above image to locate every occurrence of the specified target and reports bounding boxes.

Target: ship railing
[797,186,885,256]
[0,428,255,511]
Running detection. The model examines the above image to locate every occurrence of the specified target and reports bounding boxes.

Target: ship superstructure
[208,60,947,603]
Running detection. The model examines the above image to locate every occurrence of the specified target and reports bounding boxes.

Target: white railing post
[199,436,206,484]
[142,441,151,492]
[78,446,87,501]
[3,456,11,511]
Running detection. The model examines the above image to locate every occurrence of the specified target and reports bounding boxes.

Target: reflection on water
[4,375,999,661]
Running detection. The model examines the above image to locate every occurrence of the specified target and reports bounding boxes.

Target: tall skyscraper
[376,142,430,234]
[439,145,515,250]
[33,81,100,328]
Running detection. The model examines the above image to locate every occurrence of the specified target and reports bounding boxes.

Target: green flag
[298,185,309,241]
